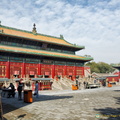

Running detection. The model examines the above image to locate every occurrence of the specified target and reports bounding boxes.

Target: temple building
[0,23,93,81]
[106,65,120,84]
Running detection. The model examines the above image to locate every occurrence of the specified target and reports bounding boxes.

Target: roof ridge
[0,24,85,49]
[0,24,62,39]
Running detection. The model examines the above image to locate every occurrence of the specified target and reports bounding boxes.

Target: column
[38,63,41,75]
[64,65,67,77]
[6,61,10,79]
[22,62,25,78]
[52,64,55,78]
[73,66,76,80]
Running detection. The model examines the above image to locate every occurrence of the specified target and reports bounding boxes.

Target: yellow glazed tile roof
[0,45,93,61]
[0,25,84,49]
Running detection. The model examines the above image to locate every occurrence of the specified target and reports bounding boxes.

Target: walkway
[2,86,120,120]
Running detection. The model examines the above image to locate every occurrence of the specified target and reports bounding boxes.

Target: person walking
[83,81,86,89]
[78,81,81,90]
[17,82,23,100]
[34,81,39,98]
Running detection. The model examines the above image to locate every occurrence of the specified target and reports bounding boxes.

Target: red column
[64,65,67,77]
[6,61,10,79]
[73,66,76,80]
[22,63,25,78]
[38,63,41,75]
[52,65,55,78]
[82,67,85,77]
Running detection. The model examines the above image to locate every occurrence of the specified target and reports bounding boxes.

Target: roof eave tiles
[0,45,93,61]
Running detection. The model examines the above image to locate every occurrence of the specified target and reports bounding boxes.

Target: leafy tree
[97,62,113,73]
[85,61,114,73]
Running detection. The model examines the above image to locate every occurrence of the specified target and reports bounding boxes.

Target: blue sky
[0,0,120,64]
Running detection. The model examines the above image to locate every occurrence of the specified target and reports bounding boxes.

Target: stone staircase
[52,78,74,90]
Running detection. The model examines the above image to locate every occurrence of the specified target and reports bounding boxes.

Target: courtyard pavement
[2,85,120,120]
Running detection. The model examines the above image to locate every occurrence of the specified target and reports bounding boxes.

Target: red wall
[55,65,64,76]
[0,61,7,78]
[41,64,52,77]
[10,62,22,78]
[76,66,84,77]
[106,76,120,82]
[25,63,38,77]
[0,61,85,80]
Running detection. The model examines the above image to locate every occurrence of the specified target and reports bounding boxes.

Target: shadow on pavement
[2,102,30,120]
[113,90,120,105]
[35,94,73,102]
[94,90,120,120]
[114,90,120,92]
[2,94,73,120]
[95,107,120,120]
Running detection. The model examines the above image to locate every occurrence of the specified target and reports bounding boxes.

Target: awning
[0,78,10,82]
[45,72,50,75]
[14,71,20,75]
[32,78,53,82]
[69,73,73,75]
[57,72,62,75]
[30,71,35,75]
[14,78,22,82]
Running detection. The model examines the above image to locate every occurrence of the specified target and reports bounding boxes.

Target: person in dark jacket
[34,81,39,98]
[17,82,23,100]
[7,83,15,98]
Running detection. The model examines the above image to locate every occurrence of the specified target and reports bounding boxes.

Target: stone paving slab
[2,86,120,120]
